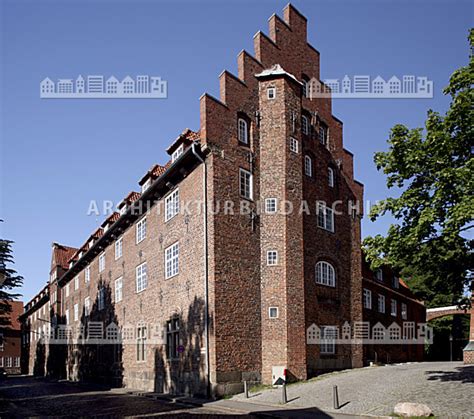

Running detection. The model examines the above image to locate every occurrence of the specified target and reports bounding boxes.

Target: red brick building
[0,300,23,374]
[20,4,425,396]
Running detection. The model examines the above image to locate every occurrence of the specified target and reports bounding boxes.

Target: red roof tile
[53,243,78,270]
[1,300,23,330]
[166,128,200,153]
[138,164,166,186]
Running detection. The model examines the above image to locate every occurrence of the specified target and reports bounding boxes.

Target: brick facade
[19,4,426,395]
[0,300,23,374]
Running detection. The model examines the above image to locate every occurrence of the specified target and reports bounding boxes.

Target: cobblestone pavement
[231,362,474,417]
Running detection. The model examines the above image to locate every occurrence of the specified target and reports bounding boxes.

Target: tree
[363,29,474,308]
[0,238,24,326]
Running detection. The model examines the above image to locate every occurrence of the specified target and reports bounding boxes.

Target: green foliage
[0,238,24,325]
[363,29,474,307]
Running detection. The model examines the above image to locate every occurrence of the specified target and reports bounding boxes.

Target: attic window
[141,178,151,193]
[172,144,184,163]
[267,87,276,99]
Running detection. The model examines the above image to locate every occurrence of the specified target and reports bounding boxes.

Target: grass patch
[249,383,273,393]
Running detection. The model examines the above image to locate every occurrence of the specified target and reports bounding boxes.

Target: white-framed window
[269,307,279,319]
[14,357,20,367]
[65,283,70,298]
[315,261,336,287]
[392,275,399,289]
[375,269,383,282]
[136,217,147,243]
[363,289,372,309]
[166,318,180,359]
[302,115,309,135]
[115,237,123,260]
[99,252,105,272]
[391,299,397,317]
[265,198,277,214]
[73,303,79,322]
[65,309,70,325]
[320,326,337,354]
[302,77,310,98]
[141,178,151,193]
[5,357,12,368]
[328,167,334,187]
[319,124,328,145]
[51,290,57,304]
[378,294,385,313]
[137,325,147,362]
[266,250,278,266]
[267,87,276,99]
[401,303,407,320]
[317,203,334,232]
[289,137,299,153]
[115,277,123,302]
[238,118,248,144]
[239,168,253,200]
[74,275,79,290]
[98,287,105,311]
[305,155,313,176]
[136,262,148,293]
[119,205,127,215]
[165,189,180,222]
[171,144,184,163]
[85,266,90,283]
[84,297,91,316]
[165,242,179,279]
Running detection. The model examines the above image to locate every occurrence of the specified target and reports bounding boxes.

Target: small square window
[266,250,278,266]
[267,87,276,99]
[269,307,279,318]
[265,198,277,214]
[289,137,298,153]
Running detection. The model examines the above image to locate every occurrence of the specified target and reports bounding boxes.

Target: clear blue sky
[1,0,472,302]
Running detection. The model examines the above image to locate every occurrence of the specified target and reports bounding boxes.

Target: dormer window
[79,251,83,259]
[141,178,151,193]
[69,261,74,268]
[171,144,184,163]
[119,206,127,215]
[88,240,94,249]
[104,224,109,232]
[238,118,248,144]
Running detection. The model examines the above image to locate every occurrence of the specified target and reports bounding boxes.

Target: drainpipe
[192,143,210,397]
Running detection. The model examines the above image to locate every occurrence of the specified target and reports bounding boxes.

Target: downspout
[192,143,210,397]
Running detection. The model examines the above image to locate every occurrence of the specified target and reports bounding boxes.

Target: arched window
[302,75,310,98]
[328,167,335,187]
[301,115,309,135]
[238,118,248,144]
[315,261,336,287]
[304,155,313,177]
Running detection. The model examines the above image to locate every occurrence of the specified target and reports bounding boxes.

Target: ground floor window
[136,326,147,362]
[166,318,180,359]
[320,326,337,354]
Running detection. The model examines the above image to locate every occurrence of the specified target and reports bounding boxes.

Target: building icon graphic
[403,75,415,94]
[353,75,370,93]
[40,74,168,99]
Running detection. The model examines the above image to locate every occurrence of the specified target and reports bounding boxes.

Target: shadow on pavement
[425,365,474,384]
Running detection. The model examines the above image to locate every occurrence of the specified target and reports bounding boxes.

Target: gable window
[320,326,337,354]
[317,203,334,232]
[98,287,105,311]
[289,137,299,153]
[238,118,248,144]
[74,276,79,291]
[166,318,180,359]
[99,253,105,272]
[375,269,383,282]
[266,250,278,266]
[302,115,309,135]
[315,261,336,287]
[165,189,180,221]
[319,123,328,145]
[165,242,179,279]
[378,294,385,313]
[239,168,253,200]
[136,262,148,293]
[171,144,184,163]
[115,237,123,260]
[305,155,313,176]
[401,303,407,320]
[265,198,277,214]
[267,87,276,99]
[391,299,397,317]
[136,217,147,243]
[115,277,123,303]
[85,266,90,283]
[363,289,372,309]
[84,297,91,316]
[328,167,335,187]
[269,307,279,319]
[137,325,147,361]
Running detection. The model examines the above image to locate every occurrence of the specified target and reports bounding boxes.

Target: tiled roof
[138,164,166,186]
[101,212,120,227]
[118,191,141,208]
[166,128,200,153]
[1,300,23,330]
[53,243,78,270]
